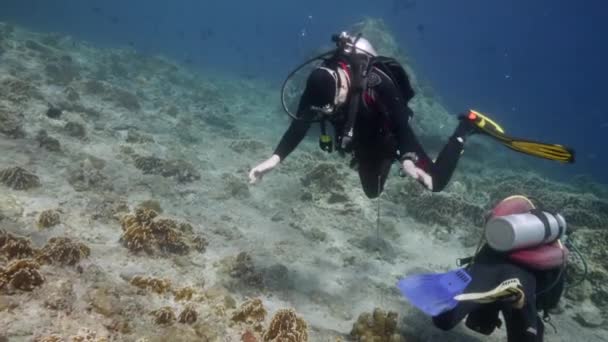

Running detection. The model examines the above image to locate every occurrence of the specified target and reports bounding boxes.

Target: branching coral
[178,305,198,324]
[350,308,402,342]
[0,231,36,260]
[119,208,195,255]
[173,286,196,301]
[37,209,61,228]
[37,237,90,266]
[0,166,40,190]
[129,275,172,294]
[152,306,176,325]
[262,309,309,342]
[1,258,45,291]
[231,298,267,330]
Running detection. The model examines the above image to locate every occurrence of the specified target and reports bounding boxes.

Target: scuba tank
[485,210,567,252]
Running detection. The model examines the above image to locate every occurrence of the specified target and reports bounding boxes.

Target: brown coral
[152,306,176,325]
[119,208,193,255]
[133,155,200,183]
[129,275,172,294]
[350,308,402,342]
[37,209,61,228]
[2,258,45,291]
[0,231,36,260]
[0,166,40,190]
[33,335,64,342]
[173,286,195,301]
[262,309,308,342]
[178,306,198,324]
[37,237,90,266]
[232,298,267,330]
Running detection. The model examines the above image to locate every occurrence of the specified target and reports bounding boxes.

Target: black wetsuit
[433,245,565,342]
[274,65,468,198]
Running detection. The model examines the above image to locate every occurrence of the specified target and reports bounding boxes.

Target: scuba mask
[281,31,376,123]
[309,66,351,116]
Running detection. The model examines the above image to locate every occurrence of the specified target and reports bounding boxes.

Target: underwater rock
[126,129,154,143]
[45,59,80,86]
[87,195,128,222]
[64,121,86,138]
[67,157,112,192]
[351,235,397,262]
[111,87,141,111]
[37,209,61,228]
[37,237,90,266]
[262,308,308,342]
[133,155,201,183]
[137,199,163,213]
[43,279,75,312]
[0,105,25,138]
[0,166,40,190]
[350,308,402,342]
[227,252,264,288]
[36,130,61,151]
[0,196,23,220]
[45,103,71,122]
[229,139,266,154]
[573,304,604,328]
[221,173,250,199]
[1,78,43,103]
[88,287,122,317]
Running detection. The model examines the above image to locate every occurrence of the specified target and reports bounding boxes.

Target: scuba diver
[248,32,575,198]
[399,195,580,342]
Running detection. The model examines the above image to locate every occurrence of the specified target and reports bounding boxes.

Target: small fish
[109,16,120,24]
[393,0,417,12]
[416,24,425,34]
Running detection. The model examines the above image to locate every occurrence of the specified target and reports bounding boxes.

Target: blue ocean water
[1,0,606,184]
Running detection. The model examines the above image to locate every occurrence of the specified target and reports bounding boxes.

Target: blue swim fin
[397,268,472,316]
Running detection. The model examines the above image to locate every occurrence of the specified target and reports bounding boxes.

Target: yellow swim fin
[454,278,524,307]
[465,110,575,163]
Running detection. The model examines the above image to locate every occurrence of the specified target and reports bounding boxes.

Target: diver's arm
[273,90,315,160]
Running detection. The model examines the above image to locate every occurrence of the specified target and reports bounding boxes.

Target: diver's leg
[356,156,393,199]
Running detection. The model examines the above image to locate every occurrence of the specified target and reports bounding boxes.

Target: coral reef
[37,209,61,228]
[232,298,267,333]
[64,121,86,138]
[36,130,61,151]
[0,230,36,260]
[0,258,45,291]
[152,306,176,325]
[178,305,198,324]
[37,237,90,266]
[173,286,196,301]
[120,208,201,255]
[126,129,154,143]
[129,275,172,294]
[0,166,40,190]
[0,105,25,138]
[133,155,201,183]
[350,308,402,342]
[228,252,264,288]
[262,308,309,342]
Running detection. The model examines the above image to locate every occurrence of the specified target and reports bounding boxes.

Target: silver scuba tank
[485,210,567,252]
